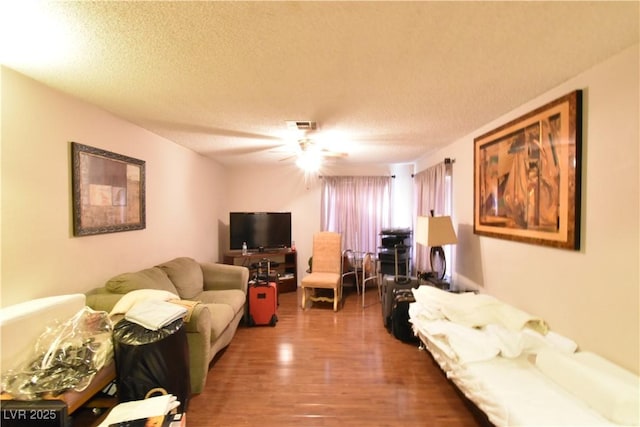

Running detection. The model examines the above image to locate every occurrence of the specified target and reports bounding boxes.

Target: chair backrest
[312,232,342,274]
[362,252,376,279]
[342,249,356,273]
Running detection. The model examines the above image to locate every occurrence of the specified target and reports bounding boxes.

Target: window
[321,176,391,253]
[413,161,453,274]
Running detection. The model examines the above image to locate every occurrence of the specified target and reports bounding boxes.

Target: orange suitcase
[248,281,278,326]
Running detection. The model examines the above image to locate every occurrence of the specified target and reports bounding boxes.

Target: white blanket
[409,286,571,363]
[411,286,548,333]
[415,318,500,363]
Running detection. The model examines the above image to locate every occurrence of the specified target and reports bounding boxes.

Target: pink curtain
[321,176,391,253]
[413,162,452,272]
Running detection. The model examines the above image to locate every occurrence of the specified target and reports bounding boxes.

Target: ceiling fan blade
[211,144,284,156]
[142,119,282,141]
[320,149,348,158]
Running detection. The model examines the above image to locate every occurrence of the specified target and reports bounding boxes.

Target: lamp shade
[415,215,457,247]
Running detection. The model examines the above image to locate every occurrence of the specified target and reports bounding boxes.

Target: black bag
[113,318,191,411]
[391,289,419,343]
[381,275,419,331]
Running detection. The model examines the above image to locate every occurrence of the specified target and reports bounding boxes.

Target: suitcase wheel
[269,314,278,327]
[248,315,255,326]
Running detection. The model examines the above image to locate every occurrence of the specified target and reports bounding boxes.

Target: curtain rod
[411,157,455,178]
[318,175,396,179]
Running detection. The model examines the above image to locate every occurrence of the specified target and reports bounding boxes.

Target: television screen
[229,212,292,251]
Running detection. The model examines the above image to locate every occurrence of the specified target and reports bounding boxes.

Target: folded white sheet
[125,300,187,331]
[110,289,180,316]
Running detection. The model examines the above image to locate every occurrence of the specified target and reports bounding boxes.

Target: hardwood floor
[187,286,486,427]
[73,285,487,426]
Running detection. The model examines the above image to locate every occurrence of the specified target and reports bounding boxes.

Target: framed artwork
[473,90,582,250]
[71,142,146,236]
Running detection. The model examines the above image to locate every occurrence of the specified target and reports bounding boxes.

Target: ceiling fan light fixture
[295,150,322,172]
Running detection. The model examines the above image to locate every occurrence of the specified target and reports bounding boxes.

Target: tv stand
[223,249,297,293]
[263,247,286,254]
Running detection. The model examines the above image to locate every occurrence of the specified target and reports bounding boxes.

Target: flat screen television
[229,212,292,251]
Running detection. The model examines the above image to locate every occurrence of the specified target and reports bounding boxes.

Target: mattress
[417,329,620,427]
[408,286,634,427]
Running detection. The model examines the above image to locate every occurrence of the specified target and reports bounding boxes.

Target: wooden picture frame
[71,142,146,236]
[473,90,582,250]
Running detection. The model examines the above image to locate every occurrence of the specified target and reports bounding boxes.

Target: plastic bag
[113,317,183,346]
[113,318,190,410]
[1,306,113,400]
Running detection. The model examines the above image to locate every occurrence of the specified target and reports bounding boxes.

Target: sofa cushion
[106,267,178,294]
[204,303,235,341]
[197,289,246,314]
[157,257,204,300]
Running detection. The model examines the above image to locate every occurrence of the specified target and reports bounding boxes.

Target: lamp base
[429,246,446,280]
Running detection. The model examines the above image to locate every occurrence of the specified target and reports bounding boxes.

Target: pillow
[106,267,178,294]
[157,257,204,299]
[109,289,179,316]
[535,349,639,425]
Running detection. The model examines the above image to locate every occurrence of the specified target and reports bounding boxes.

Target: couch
[86,257,249,394]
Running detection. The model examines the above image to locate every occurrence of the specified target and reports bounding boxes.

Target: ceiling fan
[281,121,348,166]
[190,119,352,167]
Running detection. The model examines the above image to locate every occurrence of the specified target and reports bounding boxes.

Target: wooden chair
[301,231,343,311]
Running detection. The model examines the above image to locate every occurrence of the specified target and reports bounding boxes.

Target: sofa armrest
[85,288,124,313]
[181,304,212,394]
[200,262,249,294]
[182,303,211,334]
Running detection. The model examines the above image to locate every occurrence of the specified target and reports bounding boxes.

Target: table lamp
[415,213,457,280]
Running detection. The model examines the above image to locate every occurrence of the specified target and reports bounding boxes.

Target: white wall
[224,165,321,280]
[415,44,639,374]
[1,67,228,307]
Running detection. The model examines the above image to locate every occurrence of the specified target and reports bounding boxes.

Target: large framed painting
[473,90,582,250]
[71,142,146,236]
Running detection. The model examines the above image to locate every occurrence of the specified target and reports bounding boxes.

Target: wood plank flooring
[187,286,486,427]
[73,285,487,426]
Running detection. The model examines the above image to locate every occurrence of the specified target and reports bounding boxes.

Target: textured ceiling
[1,1,638,167]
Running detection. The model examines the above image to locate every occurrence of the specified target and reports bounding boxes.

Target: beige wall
[416,44,639,374]
[224,165,321,280]
[1,67,228,307]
